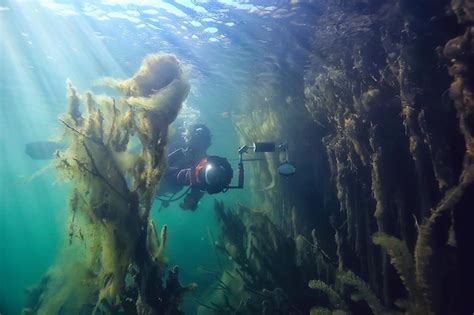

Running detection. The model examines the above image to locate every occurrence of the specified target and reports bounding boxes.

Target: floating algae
[24,54,194,314]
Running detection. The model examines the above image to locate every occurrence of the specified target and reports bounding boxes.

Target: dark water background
[0,1,313,314]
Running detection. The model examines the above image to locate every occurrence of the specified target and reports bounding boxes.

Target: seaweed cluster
[23,54,196,314]
[196,201,314,314]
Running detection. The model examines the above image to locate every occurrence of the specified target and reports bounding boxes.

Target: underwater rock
[297,0,474,313]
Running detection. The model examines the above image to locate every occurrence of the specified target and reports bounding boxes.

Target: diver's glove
[180,195,197,211]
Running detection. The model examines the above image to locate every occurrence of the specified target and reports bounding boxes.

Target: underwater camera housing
[228,141,296,189]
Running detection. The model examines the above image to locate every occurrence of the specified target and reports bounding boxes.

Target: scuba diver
[25,123,294,212]
[156,124,233,211]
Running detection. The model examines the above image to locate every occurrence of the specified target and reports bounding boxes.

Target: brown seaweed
[24,54,194,315]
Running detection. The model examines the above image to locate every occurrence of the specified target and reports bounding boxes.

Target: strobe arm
[229,142,280,189]
[239,142,276,154]
[229,152,245,189]
[237,158,244,188]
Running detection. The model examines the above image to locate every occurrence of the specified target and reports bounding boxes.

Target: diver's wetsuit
[156,147,207,210]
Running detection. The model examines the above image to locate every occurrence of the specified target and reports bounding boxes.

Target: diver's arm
[179,188,204,211]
